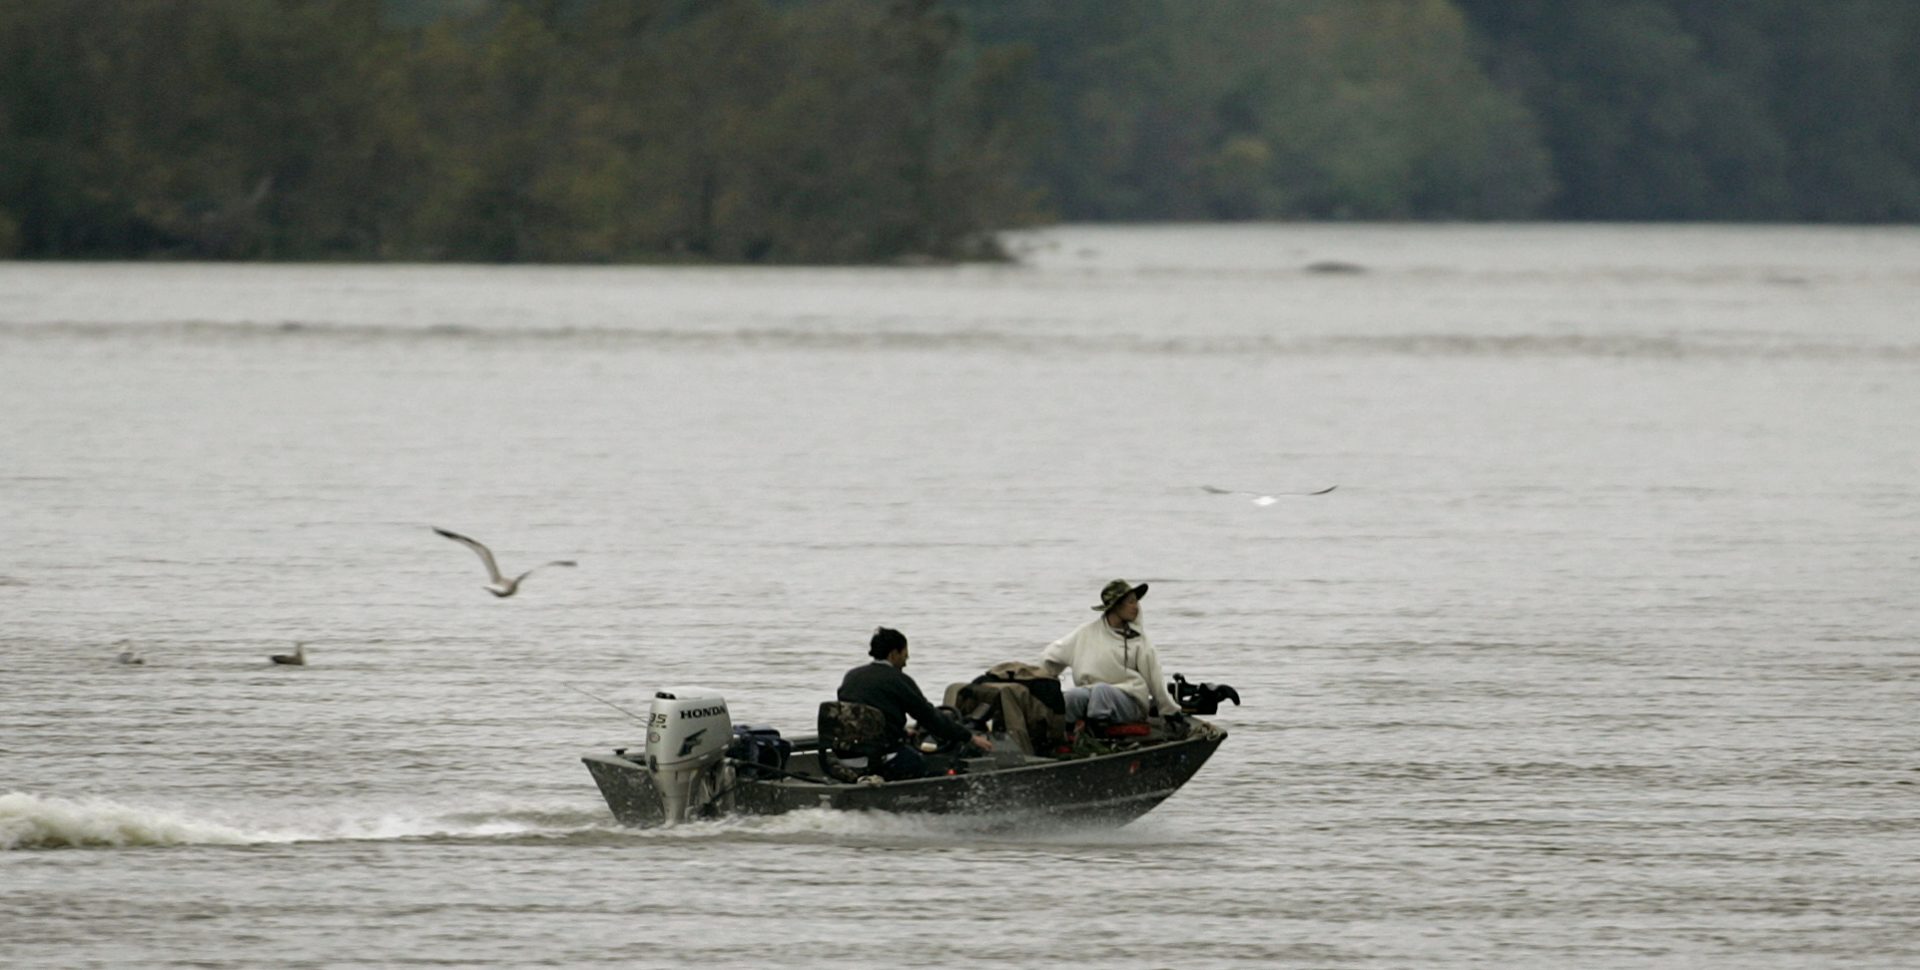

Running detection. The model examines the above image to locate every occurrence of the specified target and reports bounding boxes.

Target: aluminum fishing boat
[581,684,1232,828]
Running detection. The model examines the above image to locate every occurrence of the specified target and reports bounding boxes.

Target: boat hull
[583,720,1227,828]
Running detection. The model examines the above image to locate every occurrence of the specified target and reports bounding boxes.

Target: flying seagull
[1200,484,1337,506]
[270,642,307,666]
[433,527,577,598]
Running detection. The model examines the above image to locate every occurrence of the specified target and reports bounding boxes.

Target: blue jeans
[1064,683,1146,723]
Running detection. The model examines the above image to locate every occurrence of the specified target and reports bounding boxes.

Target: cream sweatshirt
[1038,617,1181,715]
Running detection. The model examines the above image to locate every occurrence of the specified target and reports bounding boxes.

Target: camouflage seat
[816,701,892,783]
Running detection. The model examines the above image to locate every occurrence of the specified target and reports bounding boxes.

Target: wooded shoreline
[4,0,1915,262]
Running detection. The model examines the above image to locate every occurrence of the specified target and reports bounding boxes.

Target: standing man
[1038,579,1182,726]
[838,627,993,779]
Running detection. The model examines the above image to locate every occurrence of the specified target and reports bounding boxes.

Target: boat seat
[1083,716,1192,745]
[817,701,892,783]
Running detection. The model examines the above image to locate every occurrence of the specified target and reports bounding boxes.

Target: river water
[3,224,1917,968]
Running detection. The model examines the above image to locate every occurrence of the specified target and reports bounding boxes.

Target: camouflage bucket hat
[1093,579,1149,612]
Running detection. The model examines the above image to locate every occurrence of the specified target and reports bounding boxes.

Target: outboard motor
[1169,673,1241,715]
[645,687,733,825]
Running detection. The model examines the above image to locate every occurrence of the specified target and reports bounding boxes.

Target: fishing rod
[563,684,839,790]
[563,683,651,727]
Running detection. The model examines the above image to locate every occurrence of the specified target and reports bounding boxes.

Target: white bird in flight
[433,527,577,598]
[270,642,308,666]
[1200,484,1337,505]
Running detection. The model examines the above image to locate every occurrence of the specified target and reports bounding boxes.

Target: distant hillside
[953,0,1920,222]
[3,0,1913,262]
[0,0,1041,261]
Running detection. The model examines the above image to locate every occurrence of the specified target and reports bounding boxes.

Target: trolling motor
[1169,673,1241,715]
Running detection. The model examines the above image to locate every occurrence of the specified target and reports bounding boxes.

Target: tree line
[954,0,1920,222]
[2,0,1914,262]
[0,0,1038,261]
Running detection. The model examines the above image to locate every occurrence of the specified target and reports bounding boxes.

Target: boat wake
[603,806,1187,848]
[0,791,613,851]
[1,792,260,850]
[2,792,1189,851]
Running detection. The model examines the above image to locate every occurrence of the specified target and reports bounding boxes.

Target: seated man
[1037,579,1182,729]
[838,627,992,779]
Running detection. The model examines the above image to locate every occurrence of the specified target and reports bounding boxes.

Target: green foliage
[3,0,1915,262]
[952,0,1552,221]
[961,0,1920,223]
[0,0,1044,261]
[1245,0,1554,219]
[0,0,409,257]
[1454,0,1920,220]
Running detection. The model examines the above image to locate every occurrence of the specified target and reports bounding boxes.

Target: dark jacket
[837,660,973,749]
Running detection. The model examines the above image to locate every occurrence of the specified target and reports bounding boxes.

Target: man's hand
[970,733,994,752]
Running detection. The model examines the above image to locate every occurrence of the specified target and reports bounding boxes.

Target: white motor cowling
[645,688,732,825]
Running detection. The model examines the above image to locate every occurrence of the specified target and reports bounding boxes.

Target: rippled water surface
[4,225,1919,968]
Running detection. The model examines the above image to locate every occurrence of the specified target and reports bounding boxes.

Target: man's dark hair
[869,626,907,659]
